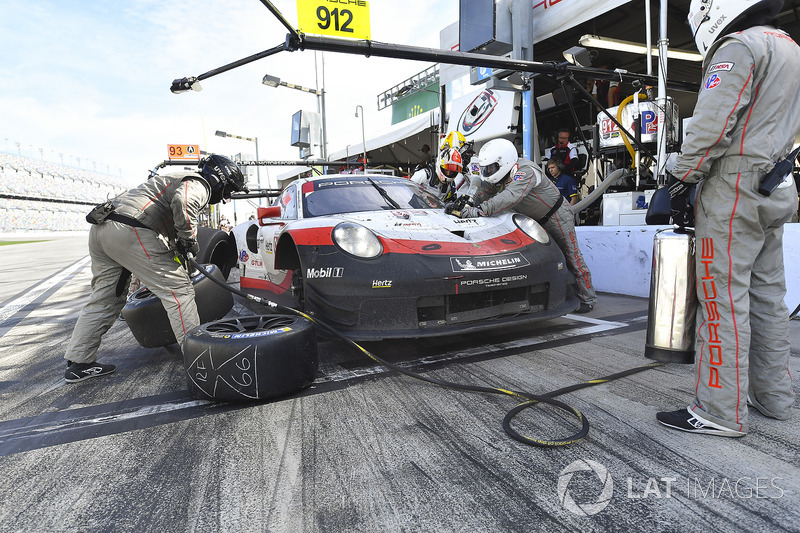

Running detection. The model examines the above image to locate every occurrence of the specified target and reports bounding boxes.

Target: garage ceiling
[532,0,800,112]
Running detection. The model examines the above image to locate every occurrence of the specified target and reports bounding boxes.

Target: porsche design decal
[459,274,528,287]
[450,252,530,272]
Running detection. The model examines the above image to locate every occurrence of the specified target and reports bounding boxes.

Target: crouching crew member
[63,155,248,383]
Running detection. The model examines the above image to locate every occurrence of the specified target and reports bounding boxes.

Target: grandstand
[0,152,129,232]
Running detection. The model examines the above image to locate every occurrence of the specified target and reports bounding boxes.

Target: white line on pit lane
[0,400,212,444]
[315,314,631,383]
[0,316,633,443]
[0,256,91,323]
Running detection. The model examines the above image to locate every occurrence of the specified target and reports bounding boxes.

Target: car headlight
[332,222,384,258]
[513,213,550,244]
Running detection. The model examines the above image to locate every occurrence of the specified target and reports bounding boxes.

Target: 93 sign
[297,0,370,40]
[167,144,200,161]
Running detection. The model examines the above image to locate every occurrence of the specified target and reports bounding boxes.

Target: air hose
[187,255,663,447]
[616,92,647,167]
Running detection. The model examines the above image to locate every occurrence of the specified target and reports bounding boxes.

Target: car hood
[332,209,528,246]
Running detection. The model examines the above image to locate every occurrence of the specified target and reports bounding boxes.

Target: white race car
[230,173,578,340]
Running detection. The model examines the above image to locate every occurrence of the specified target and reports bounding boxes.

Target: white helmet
[477,138,518,184]
[688,0,783,57]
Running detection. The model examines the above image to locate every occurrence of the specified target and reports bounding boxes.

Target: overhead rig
[170,1,699,96]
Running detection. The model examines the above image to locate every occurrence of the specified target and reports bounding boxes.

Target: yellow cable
[616,92,647,167]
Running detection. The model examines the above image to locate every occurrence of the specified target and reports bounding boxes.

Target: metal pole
[316,52,329,161]
[356,105,366,171]
[174,36,699,95]
[512,0,536,161]
[645,0,653,77]
[656,0,669,186]
[254,137,263,205]
[321,87,328,161]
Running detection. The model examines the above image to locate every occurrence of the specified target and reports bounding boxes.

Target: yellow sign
[167,144,200,160]
[297,0,370,40]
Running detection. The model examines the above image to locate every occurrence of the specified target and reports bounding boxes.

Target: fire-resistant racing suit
[65,172,211,364]
[672,26,800,432]
[470,158,597,308]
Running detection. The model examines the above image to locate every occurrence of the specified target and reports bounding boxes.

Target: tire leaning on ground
[121,263,234,348]
[196,226,237,279]
[183,315,318,402]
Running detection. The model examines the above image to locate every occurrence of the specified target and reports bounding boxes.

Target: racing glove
[459,205,485,219]
[177,237,199,258]
[667,174,693,227]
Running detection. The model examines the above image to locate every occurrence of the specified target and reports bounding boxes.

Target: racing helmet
[438,147,464,182]
[688,0,783,57]
[477,138,518,184]
[440,130,466,151]
[197,154,249,204]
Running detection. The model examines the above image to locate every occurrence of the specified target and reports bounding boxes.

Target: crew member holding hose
[658,0,800,435]
[449,138,597,313]
[63,155,248,383]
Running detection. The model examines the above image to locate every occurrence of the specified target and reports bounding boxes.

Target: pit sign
[297,0,370,40]
[168,144,200,161]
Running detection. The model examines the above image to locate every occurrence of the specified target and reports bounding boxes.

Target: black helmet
[197,154,249,204]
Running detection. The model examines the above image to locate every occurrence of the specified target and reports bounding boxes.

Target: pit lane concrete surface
[1,233,799,532]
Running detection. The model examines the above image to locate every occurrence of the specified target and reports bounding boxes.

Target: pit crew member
[63,155,248,382]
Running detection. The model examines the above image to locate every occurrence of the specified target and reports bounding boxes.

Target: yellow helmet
[440,130,466,151]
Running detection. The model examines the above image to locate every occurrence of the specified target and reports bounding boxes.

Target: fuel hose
[187,255,663,447]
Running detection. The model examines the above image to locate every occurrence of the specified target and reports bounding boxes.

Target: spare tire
[122,263,234,348]
[183,315,318,402]
[196,226,237,279]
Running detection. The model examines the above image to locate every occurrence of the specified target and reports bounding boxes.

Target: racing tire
[196,226,237,280]
[182,315,318,402]
[121,263,234,348]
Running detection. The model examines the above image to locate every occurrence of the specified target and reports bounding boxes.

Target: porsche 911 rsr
[230,174,579,340]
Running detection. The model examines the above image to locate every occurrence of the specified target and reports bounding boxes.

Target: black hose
[187,256,662,447]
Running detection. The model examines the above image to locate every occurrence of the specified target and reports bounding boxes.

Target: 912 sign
[297,0,371,40]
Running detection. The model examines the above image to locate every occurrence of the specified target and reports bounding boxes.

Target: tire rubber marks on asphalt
[315,314,628,383]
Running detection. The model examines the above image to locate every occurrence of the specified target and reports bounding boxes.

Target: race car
[230,174,579,340]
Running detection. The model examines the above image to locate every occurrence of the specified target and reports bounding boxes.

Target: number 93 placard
[297,0,370,40]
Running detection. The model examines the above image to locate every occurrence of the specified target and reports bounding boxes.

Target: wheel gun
[444,195,473,218]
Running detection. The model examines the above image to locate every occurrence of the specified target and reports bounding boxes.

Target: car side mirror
[257,206,282,225]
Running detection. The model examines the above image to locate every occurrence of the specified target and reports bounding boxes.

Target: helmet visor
[441,165,460,180]
[481,162,500,178]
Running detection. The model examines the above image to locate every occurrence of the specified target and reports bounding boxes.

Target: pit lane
[1,234,798,532]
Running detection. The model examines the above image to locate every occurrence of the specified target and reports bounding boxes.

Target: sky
[0,0,459,188]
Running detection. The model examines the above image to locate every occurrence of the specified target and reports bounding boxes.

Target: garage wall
[577,224,800,313]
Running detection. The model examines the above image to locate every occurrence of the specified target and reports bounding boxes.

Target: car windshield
[302,177,444,217]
